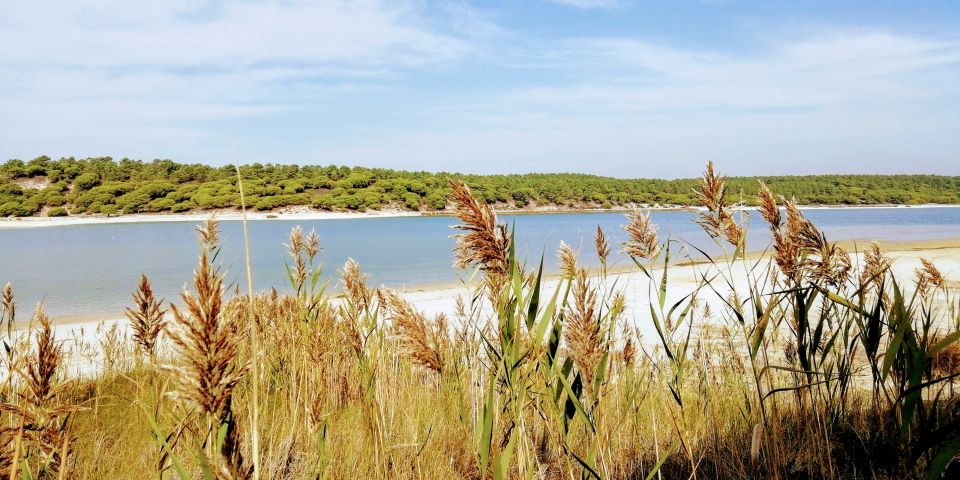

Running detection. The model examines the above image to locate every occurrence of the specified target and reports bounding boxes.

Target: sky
[1,0,958,178]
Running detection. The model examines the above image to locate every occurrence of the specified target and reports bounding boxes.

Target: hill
[1,156,958,217]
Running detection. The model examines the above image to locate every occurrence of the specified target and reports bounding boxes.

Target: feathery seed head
[916,258,944,298]
[622,209,660,259]
[382,289,444,374]
[125,274,166,357]
[694,161,744,247]
[557,241,578,279]
[564,269,603,386]
[860,242,891,289]
[594,225,611,265]
[757,181,781,228]
[449,179,511,282]
[196,216,220,251]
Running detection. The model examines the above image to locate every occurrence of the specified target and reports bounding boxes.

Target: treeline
[1,155,958,217]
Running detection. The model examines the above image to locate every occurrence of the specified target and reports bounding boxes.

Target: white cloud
[1,2,957,176]
[307,30,960,176]
[0,0,477,160]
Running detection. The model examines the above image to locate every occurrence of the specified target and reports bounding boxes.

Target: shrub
[426,190,447,210]
[402,192,421,210]
[47,207,68,217]
[73,173,99,190]
[170,201,195,213]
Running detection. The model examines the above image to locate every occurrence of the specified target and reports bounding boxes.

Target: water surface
[1,207,958,318]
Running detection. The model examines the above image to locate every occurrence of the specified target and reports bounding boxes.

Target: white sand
[0,208,421,229]
[4,204,956,230]
[22,244,957,377]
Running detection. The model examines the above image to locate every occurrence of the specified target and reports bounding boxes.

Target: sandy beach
[23,239,957,377]
[1,203,956,229]
[0,207,421,229]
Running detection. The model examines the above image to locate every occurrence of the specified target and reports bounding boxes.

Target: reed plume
[792,212,851,285]
[338,258,371,355]
[757,181,781,228]
[0,306,75,476]
[167,221,247,421]
[449,180,510,281]
[1,283,13,337]
[594,225,611,266]
[167,219,252,479]
[915,258,944,298]
[286,226,309,289]
[622,209,660,259]
[24,307,62,412]
[694,161,744,247]
[197,217,221,250]
[382,289,444,374]
[125,274,165,358]
[859,242,891,289]
[557,241,578,279]
[765,195,850,285]
[341,258,370,313]
[620,336,635,368]
[564,268,603,388]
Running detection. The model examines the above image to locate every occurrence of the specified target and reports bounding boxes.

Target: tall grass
[0,163,958,479]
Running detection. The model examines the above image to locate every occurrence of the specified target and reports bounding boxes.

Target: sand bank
[24,241,956,377]
[0,208,420,229]
[3,204,957,230]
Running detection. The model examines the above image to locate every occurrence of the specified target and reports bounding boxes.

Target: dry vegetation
[0,162,959,479]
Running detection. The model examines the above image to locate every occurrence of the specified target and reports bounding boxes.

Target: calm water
[1,207,959,318]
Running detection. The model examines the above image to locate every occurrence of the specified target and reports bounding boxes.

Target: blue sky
[1,0,958,178]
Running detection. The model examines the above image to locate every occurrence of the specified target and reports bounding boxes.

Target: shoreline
[2,203,958,230]
[40,236,960,328]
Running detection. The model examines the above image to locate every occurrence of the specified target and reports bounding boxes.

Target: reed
[125,274,165,360]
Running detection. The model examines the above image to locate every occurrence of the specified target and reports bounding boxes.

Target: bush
[73,173,99,190]
[402,192,421,210]
[313,196,336,210]
[426,190,447,210]
[47,207,68,217]
[0,201,29,217]
[255,196,284,211]
[146,198,176,212]
[170,201,195,213]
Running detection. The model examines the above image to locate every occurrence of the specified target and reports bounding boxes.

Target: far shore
[2,202,958,229]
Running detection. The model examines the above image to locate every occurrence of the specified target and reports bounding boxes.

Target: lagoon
[2,206,959,318]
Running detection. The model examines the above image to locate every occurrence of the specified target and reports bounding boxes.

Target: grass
[1,162,959,479]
